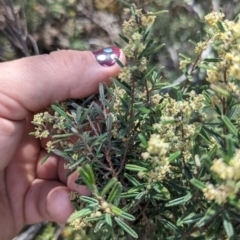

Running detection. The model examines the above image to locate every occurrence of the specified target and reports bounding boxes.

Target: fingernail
[93,46,121,67]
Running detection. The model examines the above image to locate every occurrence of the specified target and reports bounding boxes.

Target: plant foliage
[19,0,240,239]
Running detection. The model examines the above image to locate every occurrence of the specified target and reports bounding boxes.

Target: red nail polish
[93,46,121,66]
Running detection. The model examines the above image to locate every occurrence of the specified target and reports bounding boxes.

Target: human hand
[0,47,125,240]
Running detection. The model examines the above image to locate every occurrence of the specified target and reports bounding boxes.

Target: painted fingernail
[93,46,121,67]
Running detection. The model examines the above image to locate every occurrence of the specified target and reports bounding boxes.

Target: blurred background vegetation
[1,0,239,239]
[1,0,240,81]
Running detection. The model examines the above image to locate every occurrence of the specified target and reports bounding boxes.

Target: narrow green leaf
[147,43,166,56]
[113,183,122,206]
[138,39,154,58]
[179,53,190,60]
[226,136,234,158]
[222,210,235,238]
[124,173,141,186]
[121,192,139,198]
[160,81,180,90]
[111,206,135,221]
[214,103,223,115]
[145,10,168,16]
[228,208,240,221]
[107,182,122,203]
[115,217,138,239]
[211,84,229,97]
[202,90,212,104]
[71,202,81,211]
[80,196,98,204]
[94,220,106,233]
[51,104,71,121]
[92,102,104,117]
[161,217,181,233]
[40,152,51,164]
[165,192,192,207]
[188,39,197,46]
[202,126,223,146]
[197,203,220,227]
[67,208,92,222]
[99,83,106,107]
[217,21,225,32]
[52,149,74,162]
[198,63,216,70]
[125,164,148,172]
[69,156,85,170]
[118,33,129,43]
[111,78,131,94]
[115,58,125,68]
[111,205,122,215]
[119,211,136,221]
[113,41,122,48]
[84,164,96,185]
[106,114,113,132]
[105,213,112,226]
[204,58,222,62]
[80,94,95,106]
[207,144,218,158]
[70,127,78,133]
[100,177,118,197]
[222,115,238,136]
[77,109,91,127]
[228,105,237,120]
[86,215,104,222]
[78,167,93,190]
[138,133,148,148]
[190,178,206,190]
[142,30,150,42]
[52,133,76,138]
[177,91,182,101]
[91,133,107,146]
[135,191,146,200]
[179,213,204,225]
[143,66,157,79]
[168,151,181,162]
[165,196,185,207]
[76,106,82,122]
[137,107,151,114]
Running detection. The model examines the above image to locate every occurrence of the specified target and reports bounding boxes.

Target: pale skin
[0,49,125,240]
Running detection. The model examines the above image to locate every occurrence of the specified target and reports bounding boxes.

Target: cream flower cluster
[122,9,155,59]
[141,134,171,182]
[31,103,76,156]
[203,150,240,204]
[196,11,240,94]
[141,92,205,182]
[211,150,240,181]
[204,11,225,27]
[203,183,231,204]
[70,217,92,230]
[118,9,156,84]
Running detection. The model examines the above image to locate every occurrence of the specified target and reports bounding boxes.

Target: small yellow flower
[205,11,225,26]
[46,141,54,153]
[118,67,132,84]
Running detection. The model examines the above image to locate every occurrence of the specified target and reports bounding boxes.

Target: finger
[36,151,90,195]
[36,151,63,180]
[0,46,125,120]
[36,151,75,185]
[67,171,91,195]
[24,179,88,224]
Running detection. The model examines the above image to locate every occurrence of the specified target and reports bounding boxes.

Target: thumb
[0,46,125,120]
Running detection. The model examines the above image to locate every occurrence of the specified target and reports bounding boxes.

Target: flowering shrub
[31,2,240,239]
